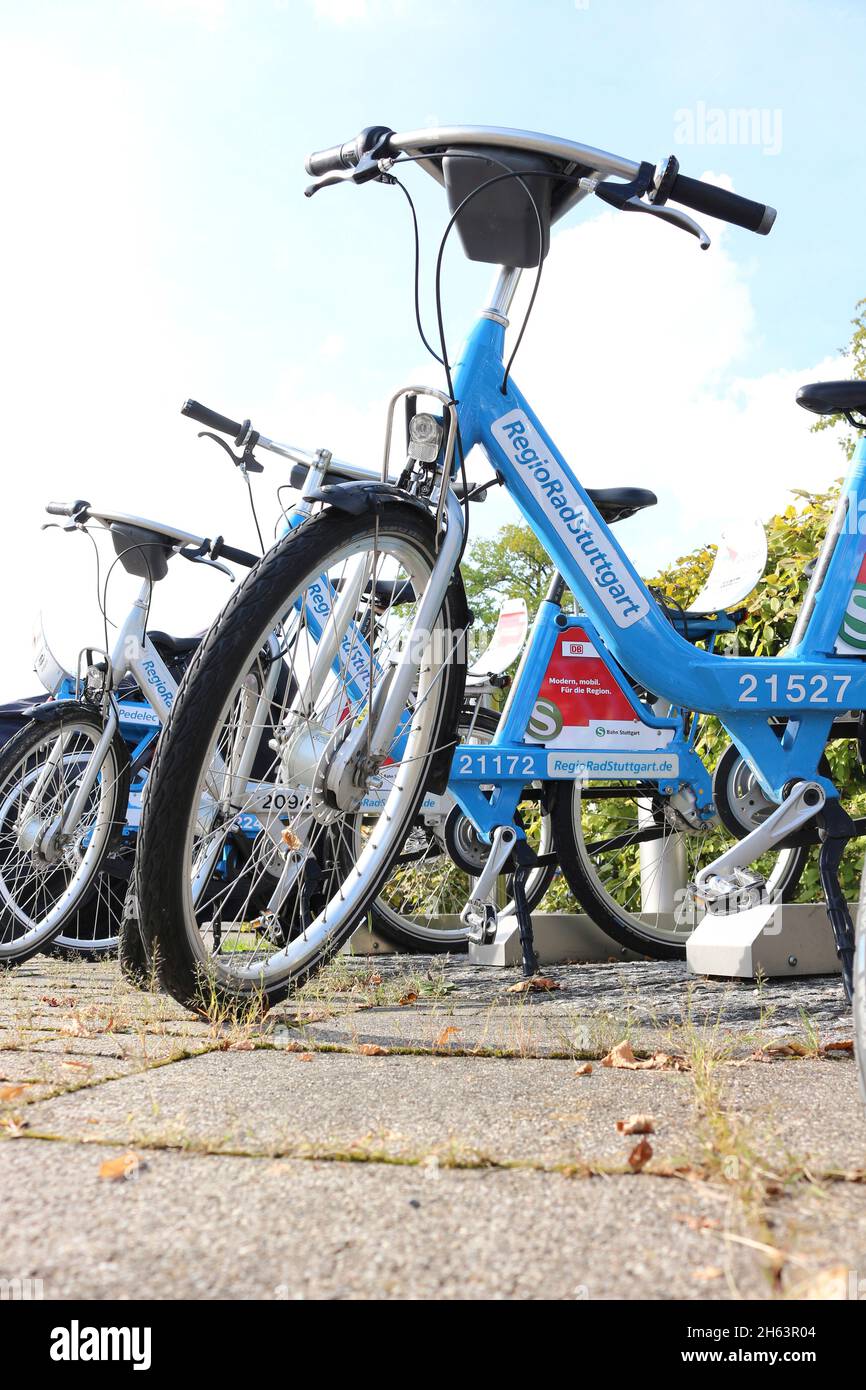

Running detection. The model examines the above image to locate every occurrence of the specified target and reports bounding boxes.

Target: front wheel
[0,710,129,966]
[137,501,468,1013]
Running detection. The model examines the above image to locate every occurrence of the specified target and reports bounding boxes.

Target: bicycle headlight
[408,412,443,464]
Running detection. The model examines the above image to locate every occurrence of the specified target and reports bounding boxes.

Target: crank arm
[460,824,518,943]
[694,780,825,903]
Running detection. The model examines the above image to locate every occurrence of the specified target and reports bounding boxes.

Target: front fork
[32,705,120,859]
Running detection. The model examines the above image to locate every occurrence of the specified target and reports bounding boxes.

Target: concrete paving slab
[2,953,865,1301]
[14,1050,702,1166]
[0,1138,827,1301]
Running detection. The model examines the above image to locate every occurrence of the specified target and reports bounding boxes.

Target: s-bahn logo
[836,555,866,654]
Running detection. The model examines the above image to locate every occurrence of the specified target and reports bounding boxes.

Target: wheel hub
[714,744,780,838]
[443,805,491,876]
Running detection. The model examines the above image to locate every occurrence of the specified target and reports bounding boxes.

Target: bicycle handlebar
[667,171,775,235]
[45,500,90,519]
[181,399,249,444]
[304,124,775,236]
[305,126,394,177]
[210,539,259,568]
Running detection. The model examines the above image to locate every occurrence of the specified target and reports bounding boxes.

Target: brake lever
[304,151,396,199]
[618,197,711,249]
[584,166,710,250]
[177,544,236,582]
[196,430,264,475]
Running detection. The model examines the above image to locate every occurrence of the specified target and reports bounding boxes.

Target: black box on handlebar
[443,146,555,268]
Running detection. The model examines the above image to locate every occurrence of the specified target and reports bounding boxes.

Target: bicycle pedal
[462,902,498,945]
[690,872,767,916]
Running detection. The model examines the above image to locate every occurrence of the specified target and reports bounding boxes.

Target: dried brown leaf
[692,1266,723,1282]
[603,1041,638,1068]
[98,1151,145,1182]
[398,992,418,1007]
[357,1043,389,1056]
[616,1114,655,1136]
[602,1042,687,1071]
[506,975,561,994]
[627,1137,653,1171]
[0,1114,29,1137]
[0,1084,26,1102]
[789,1265,849,1300]
[676,1214,720,1231]
[433,1026,461,1050]
[574,1063,593,1077]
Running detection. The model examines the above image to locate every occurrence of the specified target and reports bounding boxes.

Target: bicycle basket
[442,145,556,268]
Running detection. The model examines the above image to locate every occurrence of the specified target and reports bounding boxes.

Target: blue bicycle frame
[446,312,866,836]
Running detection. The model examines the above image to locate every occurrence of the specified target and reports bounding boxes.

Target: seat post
[482,266,523,326]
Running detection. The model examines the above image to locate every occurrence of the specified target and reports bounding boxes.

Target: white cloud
[308,0,411,24]
[471,196,847,576]
[0,45,264,701]
[311,0,369,19]
[144,0,227,28]
[0,55,851,713]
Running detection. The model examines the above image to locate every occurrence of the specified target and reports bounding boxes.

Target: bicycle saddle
[587,487,657,523]
[797,381,866,419]
[147,631,201,657]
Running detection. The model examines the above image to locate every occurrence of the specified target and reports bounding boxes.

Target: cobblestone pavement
[1,952,864,1300]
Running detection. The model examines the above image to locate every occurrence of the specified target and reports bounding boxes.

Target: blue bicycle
[135,123,864,1034]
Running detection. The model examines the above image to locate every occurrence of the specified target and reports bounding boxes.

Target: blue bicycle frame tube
[449,315,866,804]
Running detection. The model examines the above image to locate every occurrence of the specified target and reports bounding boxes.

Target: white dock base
[686,901,844,979]
[341,922,398,955]
[468,913,640,967]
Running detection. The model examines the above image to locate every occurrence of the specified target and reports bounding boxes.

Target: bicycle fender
[26,698,93,723]
[306,481,430,517]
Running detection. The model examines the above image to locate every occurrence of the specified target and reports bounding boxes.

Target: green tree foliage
[461,523,555,636]
[648,483,842,655]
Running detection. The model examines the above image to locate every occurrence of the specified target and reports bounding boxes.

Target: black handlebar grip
[305,142,355,177]
[182,399,246,443]
[669,173,775,235]
[46,499,90,518]
[305,127,395,178]
[214,541,259,569]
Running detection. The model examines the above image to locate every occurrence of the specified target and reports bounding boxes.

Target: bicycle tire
[136,501,468,1012]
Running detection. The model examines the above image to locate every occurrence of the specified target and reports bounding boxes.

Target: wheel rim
[0,725,122,957]
[568,781,802,950]
[176,528,461,990]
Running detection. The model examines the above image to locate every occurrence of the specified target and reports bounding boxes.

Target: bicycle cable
[388,153,548,561]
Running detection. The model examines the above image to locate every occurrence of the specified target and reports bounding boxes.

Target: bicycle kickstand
[817,800,857,1002]
[510,841,540,979]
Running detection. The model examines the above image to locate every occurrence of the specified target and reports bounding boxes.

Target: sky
[0,0,863,698]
